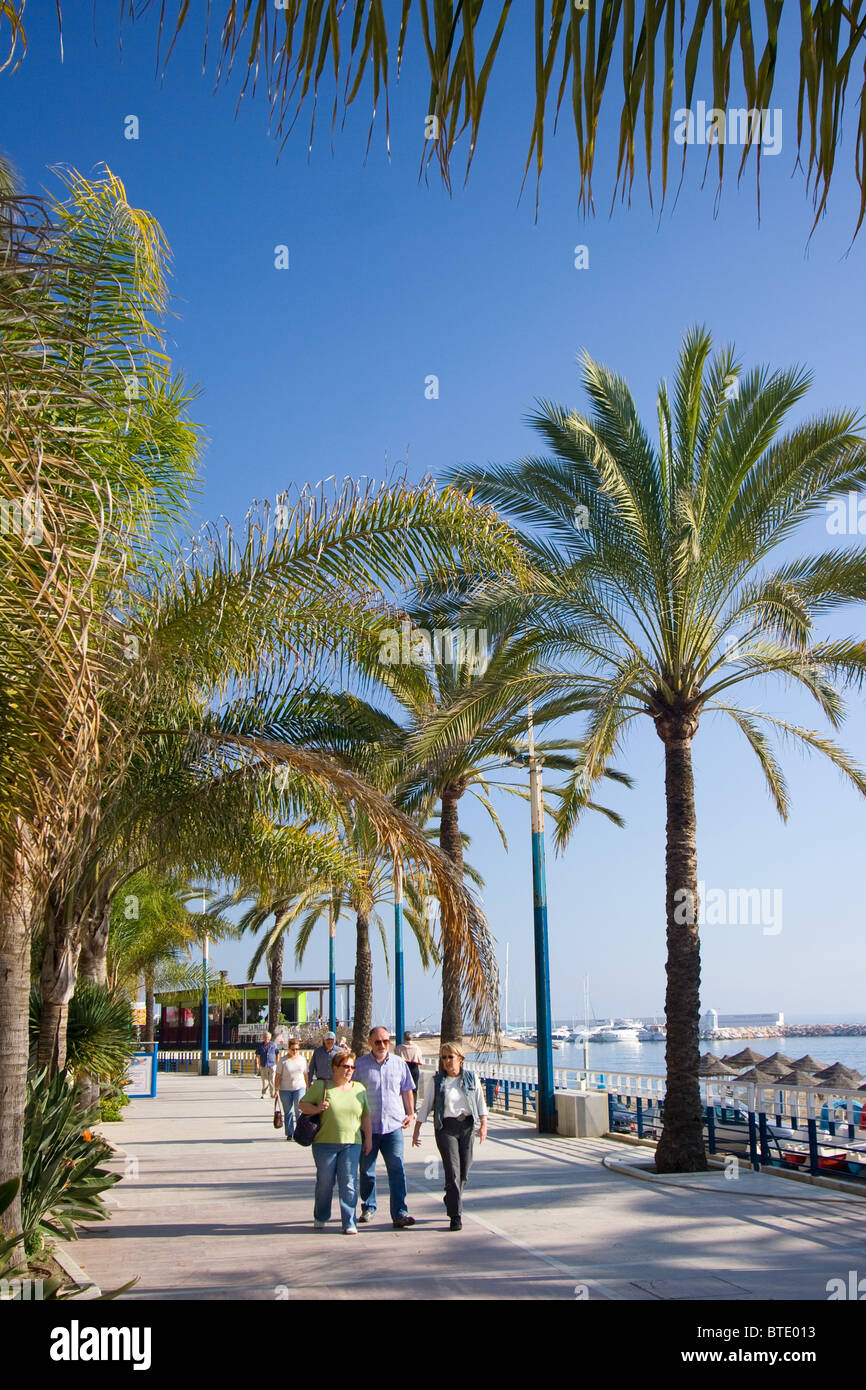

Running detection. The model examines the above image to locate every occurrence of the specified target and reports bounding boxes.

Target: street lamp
[507,706,556,1133]
[201,890,210,1076]
[394,853,405,1046]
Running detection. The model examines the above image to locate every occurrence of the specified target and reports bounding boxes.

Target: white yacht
[591,1019,642,1043]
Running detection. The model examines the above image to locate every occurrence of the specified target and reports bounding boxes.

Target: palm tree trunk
[36,891,80,1074]
[78,895,110,985]
[75,892,111,1107]
[655,715,707,1173]
[0,849,34,1251]
[351,909,372,1055]
[267,921,286,1035]
[438,785,465,1045]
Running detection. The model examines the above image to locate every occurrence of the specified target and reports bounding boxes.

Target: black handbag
[294,1082,326,1147]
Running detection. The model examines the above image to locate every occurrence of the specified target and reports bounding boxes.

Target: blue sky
[7,5,866,1023]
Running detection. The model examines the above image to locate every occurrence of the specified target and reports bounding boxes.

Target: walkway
[75,1074,866,1301]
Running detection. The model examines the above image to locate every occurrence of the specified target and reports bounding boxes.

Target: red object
[782,1152,806,1167]
[817,1154,848,1171]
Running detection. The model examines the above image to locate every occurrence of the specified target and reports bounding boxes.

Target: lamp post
[201,891,210,1076]
[394,853,405,1046]
[328,893,337,1033]
[527,707,556,1132]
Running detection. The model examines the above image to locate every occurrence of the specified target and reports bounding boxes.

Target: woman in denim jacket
[412,1041,487,1230]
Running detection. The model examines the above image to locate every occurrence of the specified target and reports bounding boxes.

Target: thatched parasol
[777,1069,820,1088]
[699,1056,740,1077]
[763,1051,794,1068]
[753,1056,790,1078]
[737,1066,782,1084]
[789,1055,828,1073]
[813,1062,863,1086]
[723,1048,766,1067]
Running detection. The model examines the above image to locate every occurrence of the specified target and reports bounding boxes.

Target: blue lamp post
[394,854,405,1046]
[328,894,337,1033]
[201,914,210,1077]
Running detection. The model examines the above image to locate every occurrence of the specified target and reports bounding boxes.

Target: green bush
[22,1069,121,1255]
[30,982,136,1084]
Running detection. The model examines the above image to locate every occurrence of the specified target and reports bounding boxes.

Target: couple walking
[299,1028,487,1233]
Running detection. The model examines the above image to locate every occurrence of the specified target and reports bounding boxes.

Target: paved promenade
[76,1073,866,1301]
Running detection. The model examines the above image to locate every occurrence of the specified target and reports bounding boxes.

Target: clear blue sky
[7,5,866,1023]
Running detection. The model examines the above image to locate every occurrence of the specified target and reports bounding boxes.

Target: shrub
[22,1069,121,1254]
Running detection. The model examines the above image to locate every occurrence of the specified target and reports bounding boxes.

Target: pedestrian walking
[254,1031,279,1098]
[299,1051,372,1234]
[412,1041,487,1230]
[308,1030,341,1085]
[275,1038,308,1139]
[354,1026,416,1229]
[396,1030,424,1092]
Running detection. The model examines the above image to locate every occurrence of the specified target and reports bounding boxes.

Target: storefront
[155,979,353,1047]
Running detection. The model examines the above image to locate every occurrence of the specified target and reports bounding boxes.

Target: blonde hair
[440,1041,466,1062]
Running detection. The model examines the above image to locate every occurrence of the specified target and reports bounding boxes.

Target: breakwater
[701,1023,866,1040]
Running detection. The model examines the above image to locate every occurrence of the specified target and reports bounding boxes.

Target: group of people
[252,1026,488,1233]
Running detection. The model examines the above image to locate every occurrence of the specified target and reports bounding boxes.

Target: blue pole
[328,898,336,1033]
[529,745,556,1133]
[201,929,210,1076]
[394,856,405,1047]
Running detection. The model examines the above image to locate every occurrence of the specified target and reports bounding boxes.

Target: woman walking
[412,1042,487,1230]
[299,1051,372,1234]
[275,1038,308,1140]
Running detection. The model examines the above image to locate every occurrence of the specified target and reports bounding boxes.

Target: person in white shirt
[275,1038,308,1140]
[412,1040,487,1230]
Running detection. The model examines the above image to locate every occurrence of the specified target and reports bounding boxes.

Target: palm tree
[106,871,238,1044]
[18,3,866,233]
[430,327,866,1170]
[281,613,630,1044]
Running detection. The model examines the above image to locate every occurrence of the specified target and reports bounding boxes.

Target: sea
[470,1034,866,1078]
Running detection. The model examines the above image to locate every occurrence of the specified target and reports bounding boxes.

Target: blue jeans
[360,1129,408,1220]
[313,1143,361,1230]
[279,1088,304,1138]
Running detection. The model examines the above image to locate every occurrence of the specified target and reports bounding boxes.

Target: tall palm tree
[17,3,866,233]
[280,614,630,1044]
[429,327,866,1170]
[106,871,238,1043]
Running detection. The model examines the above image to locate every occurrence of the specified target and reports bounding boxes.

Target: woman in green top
[299,1050,372,1234]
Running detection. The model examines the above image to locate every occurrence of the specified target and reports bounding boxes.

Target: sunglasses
[372,1038,389,1046]
[337,1063,355,1070]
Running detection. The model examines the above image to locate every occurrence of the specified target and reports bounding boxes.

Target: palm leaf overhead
[431,326,866,1170]
[17,2,863,232]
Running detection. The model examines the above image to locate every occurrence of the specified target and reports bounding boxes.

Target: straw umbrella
[699,1056,739,1076]
[737,1065,779,1084]
[751,1057,790,1079]
[789,1055,828,1073]
[814,1063,863,1086]
[777,1069,821,1088]
[763,1051,794,1069]
[724,1048,766,1067]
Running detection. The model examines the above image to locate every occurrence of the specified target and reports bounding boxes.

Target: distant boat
[592,1019,642,1043]
[551,1027,571,1041]
[638,1022,666,1041]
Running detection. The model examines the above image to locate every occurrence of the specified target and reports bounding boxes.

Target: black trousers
[435,1115,474,1218]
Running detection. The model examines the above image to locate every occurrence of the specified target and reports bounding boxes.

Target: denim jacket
[432,1068,482,1130]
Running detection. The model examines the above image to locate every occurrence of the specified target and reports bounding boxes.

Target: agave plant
[30,982,136,1087]
[20,1069,121,1254]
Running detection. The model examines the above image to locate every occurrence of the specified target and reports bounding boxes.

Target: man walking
[397,1031,424,1092]
[254,1031,279,1098]
[308,1030,340,1085]
[354,1026,416,1229]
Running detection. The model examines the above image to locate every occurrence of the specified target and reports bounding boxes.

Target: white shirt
[417,1072,487,1123]
[276,1055,308,1091]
